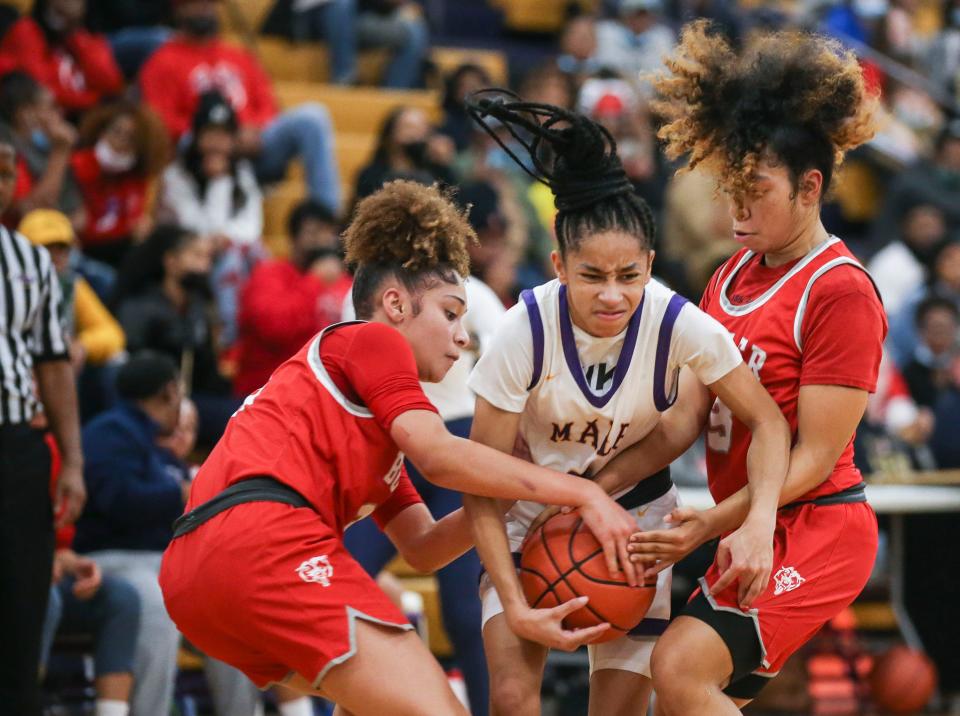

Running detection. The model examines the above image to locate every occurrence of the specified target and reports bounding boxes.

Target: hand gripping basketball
[520,512,656,644]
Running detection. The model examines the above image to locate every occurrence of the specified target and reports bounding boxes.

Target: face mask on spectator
[181,15,219,38]
[180,271,212,295]
[95,138,136,173]
[401,140,429,166]
[31,129,49,152]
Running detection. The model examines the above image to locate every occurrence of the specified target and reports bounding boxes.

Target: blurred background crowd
[1,0,958,713]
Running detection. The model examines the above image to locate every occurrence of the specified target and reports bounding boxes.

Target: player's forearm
[401,507,474,573]
[36,360,83,470]
[703,440,834,538]
[741,417,790,526]
[420,435,602,508]
[463,494,527,612]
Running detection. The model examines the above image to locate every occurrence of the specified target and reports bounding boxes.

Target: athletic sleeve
[337,323,438,431]
[671,302,742,385]
[798,269,888,392]
[370,464,424,531]
[467,301,534,413]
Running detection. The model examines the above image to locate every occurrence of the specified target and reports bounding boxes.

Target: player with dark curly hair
[158,180,638,715]
[589,21,888,713]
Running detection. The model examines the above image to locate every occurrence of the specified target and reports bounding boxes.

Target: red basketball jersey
[186,322,435,535]
[700,237,887,504]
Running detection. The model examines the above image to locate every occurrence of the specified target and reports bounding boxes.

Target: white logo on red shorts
[296,555,334,587]
[773,566,805,595]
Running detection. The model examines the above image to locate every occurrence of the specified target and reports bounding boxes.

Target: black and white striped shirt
[0,225,67,425]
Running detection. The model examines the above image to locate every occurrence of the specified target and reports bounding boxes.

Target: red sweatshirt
[234,259,352,396]
[140,35,279,140]
[71,148,148,247]
[0,18,123,112]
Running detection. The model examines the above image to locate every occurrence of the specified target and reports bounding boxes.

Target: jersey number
[707,398,732,454]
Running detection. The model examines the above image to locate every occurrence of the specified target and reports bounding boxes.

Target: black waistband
[172,476,311,539]
[780,482,867,511]
[615,466,673,511]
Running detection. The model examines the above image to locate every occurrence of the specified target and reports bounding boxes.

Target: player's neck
[762,217,829,268]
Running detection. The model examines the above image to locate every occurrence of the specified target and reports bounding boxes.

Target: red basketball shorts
[159,501,411,689]
[690,501,878,679]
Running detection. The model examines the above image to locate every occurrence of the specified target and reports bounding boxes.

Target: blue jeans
[256,103,341,213]
[41,574,141,677]
[299,1,429,88]
[342,416,488,716]
[108,27,172,80]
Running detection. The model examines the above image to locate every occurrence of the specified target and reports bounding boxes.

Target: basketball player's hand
[507,597,610,650]
[579,489,639,586]
[710,518,775,609]
[627,506,712,579]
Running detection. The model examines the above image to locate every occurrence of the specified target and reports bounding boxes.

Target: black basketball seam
[518,566,555,609]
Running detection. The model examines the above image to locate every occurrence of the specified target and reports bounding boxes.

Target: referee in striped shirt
[0,139,85,714]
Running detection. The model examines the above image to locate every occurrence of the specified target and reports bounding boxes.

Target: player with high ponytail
[595,22,888,713]
[158,180,639,716]
[462,92,790,715]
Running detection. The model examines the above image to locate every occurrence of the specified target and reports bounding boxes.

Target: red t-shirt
[189,322,435,534]
[140,36,279,140]
[71,148,148,246]
[234,259,352,396]
[700,238,887,503]
[0,19,123,112]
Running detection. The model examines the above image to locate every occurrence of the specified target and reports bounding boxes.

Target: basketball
[519,512,656,644]
[869,646,938,714]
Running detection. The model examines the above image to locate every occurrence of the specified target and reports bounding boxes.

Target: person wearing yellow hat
[18,209,125,373]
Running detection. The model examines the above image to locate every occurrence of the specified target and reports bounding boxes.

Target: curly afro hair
[653,20,880,201]
[345,180,476,319]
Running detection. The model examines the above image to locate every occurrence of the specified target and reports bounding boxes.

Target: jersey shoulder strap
[520,289,545,391]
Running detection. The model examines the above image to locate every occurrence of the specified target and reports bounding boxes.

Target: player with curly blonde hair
[584,22,888,713]
[158,180,637,716]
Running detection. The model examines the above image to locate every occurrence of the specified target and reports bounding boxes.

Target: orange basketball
[519,512,655,644]
[870,646,938,714]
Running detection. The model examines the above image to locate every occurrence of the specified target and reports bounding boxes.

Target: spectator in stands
[18,209,125,371]
[157,92,263,349]
[661,165,735,297]
[74,352,260,716]
[263,0,430,88]
[354,105,455,200]
[234,199,349,396]
[0,0,124,116]
[0,71,82,227]
[456,179,519,305]
[926,0,960,105]
[593,0,675,96]
[900,295,960,407]
[113,225,239,447]
[890,239,960,366]
[872,118,960,247]
[140,0,341,213]
[19,209,126,421]
[72,101,169,268]
[85,0,173,80]
[41,476,140,716]
[868,201,949,314]
[556,16,602,86]
[439,63,492,152]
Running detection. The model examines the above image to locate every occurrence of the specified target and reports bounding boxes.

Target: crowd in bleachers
[0,0,957,713]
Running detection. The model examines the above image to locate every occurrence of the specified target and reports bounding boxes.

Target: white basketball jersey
[468,278,741,548]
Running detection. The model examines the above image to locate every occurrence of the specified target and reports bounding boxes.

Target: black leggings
[0,425,53,715]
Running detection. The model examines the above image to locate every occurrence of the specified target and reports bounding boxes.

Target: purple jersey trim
[653,294,688,411]
[557,284,643,408]
[521,289,545,391]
